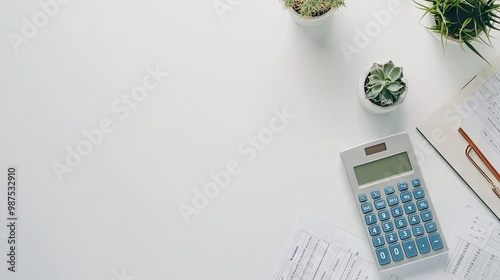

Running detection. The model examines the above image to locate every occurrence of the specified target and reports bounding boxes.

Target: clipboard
[417,56,500,220]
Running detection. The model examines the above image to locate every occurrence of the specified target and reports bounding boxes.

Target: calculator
[340,132,448,271]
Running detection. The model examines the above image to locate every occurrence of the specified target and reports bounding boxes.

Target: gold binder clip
[460,128,500,199]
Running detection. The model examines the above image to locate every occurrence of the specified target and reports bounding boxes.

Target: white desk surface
[0,0,498,279]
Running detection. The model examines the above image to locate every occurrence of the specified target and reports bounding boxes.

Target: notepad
[417,56,500,219]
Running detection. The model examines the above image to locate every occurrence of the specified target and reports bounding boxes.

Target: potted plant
[358,61,408,114]
[415,0,500,64]
[280,0,345,27]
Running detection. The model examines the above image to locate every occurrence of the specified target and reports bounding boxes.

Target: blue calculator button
[376,247,391,266]
[417,199,429,211]
[373,236,385,247]
[429,233,444,250]
[404,202,417,214]
[395,217,407,229]
[358,194,368,202]
[361,202,373,214]
[398,182,409,191]
[412,225,424,236]
[413,188,425,199]
[402,240,418,258]
[408,214,421,225]
[400,191,413,203]
[382,221,394,232]
[387,195,399,206]
[399,228,412,240]
[425,222,437,233]
[378,210,390,221]
[384,186,395,195]
[416,236,431,254]
[385,232,398,243]
[375,199,387,210]
[412,178,421,187]
[369,225,381,236]
[365,213,377,225]
[389,243,404,262]
[371,190,381,199]
[391,206,403,217]
[421,210,433,222]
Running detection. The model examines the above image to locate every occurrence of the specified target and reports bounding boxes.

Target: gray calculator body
[340,132,448,271]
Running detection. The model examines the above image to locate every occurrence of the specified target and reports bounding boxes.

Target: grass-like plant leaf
[414,0,500,64]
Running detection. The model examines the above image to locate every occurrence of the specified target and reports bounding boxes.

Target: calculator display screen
[353,152,412,185]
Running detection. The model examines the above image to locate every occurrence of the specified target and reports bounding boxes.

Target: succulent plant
[281,0,345,18]
[414,0,500,64]
[364,61,407,107]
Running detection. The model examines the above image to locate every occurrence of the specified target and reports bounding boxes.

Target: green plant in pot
[358,61,408,114]
[415,0,500,63]
[280,0,345,27]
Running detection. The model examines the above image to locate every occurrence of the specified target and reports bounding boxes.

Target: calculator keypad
[359,178,445,267]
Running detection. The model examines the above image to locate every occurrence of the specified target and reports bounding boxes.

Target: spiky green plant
[281,0,345,18]
[364,61,407,107]
[414,0,500,64]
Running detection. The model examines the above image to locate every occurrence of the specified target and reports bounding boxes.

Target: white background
[0,0,498,279]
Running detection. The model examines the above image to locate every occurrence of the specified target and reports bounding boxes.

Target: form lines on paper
[340,254,353,280]
[311,243,329,280]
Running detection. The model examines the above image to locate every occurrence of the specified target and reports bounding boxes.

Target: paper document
[462,71,500,173]
[431,206,500,280]
[269,210,440,280]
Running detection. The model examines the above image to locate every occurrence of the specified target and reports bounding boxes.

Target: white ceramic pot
[357,64,408,114]
[289,7,333,27]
